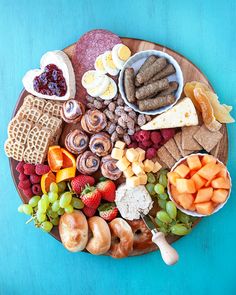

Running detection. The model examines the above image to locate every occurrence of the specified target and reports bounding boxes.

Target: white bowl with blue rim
[118,50,184,116]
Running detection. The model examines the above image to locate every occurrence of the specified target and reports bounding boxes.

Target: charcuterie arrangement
[5,29,234,264]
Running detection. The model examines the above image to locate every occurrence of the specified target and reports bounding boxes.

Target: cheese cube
[126,176,140,187]
[153,161,162,173]
[116,156,130,172]
[115,141,126,150]
[123,166,134,178]
[144,159,155,173]
[132,162,145,176]
[126,148,139,163]
[138,174,148,185]
[111,148,124,160]
[135,148,146,162]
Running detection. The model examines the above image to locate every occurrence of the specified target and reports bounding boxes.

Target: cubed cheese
[153,161,162,173]
[132,162,145,176]
[126,148,139,162]
[135,148,146,162]
[123,166,134,178]
[116,156,130,171]
[111,148,124,160]
[115,141,126,150]
[144,159,155,173]
[126,176,140,187]
[138,174,148,185]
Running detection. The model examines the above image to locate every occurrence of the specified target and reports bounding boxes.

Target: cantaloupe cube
[178,193,194,210]
[116,156,130,172]
[170,185,180,204]
[187,155,202,170]
[135,148,146,162]
[138,174,148,185]
[176,179,196,194]
[152,161,162,173]
[211,177,230,189]
[195,201,214,215]
[126,176,140,187]
[123,166,134,178]
[197,163,221,180]
[194,187,213,203]
[167,172,181,186]
[174,164,190,178]
[211,189,229,203]
[189,203,196,211]
[189,170,198,177]
[191,173,206,190]
[132,162,145,176]
[217,168,227,178]
[204,179,212,187]
[143,159,155,173]
[115,141,126,150]
[201,154,217,165]
[111,148,124,160]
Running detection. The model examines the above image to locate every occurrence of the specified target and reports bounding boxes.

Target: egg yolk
[84,73,95,84]
[95,56,105,71]
[102,82,114,96]
[106,52,116,69]
[118,45,131,61]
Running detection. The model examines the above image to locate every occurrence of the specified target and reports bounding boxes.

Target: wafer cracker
[164,138,181,161]
[44,101,63,119]
[8,118,32,144]
[157,146,176,169]
[38,113,62,134]
[27,125,52,154]
[16,106,42,124]
[23,147,46,164]
[23,95,46,111]
[4,138,25,161]
[174,132,192,157]
[181,126,202,151]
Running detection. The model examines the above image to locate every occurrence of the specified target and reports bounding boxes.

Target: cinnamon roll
[81,110,107,134]
[65,129,89,154]
[76,151,100,175]
[89,132,112,157]
[61,99,85,123]
[101,155,122,180]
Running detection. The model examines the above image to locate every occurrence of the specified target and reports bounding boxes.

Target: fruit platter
[5,29,234,264]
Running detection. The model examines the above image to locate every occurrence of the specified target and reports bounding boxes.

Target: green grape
[41,194,49,208]
[170,224,191,236]
[145,183,156,196]
[156,210,172,224]
[36,211,46,222]
[57,181,67,193]
[40,221,53,232]
[18,204,24,213]
[158,199,167,210]
[155,217,165,228]
[147,173,156,184]
[160,169,168,175]
[65,205,74,213]
[58,208,65,216]
[50,182,58,193]
[48,192,58,203]
[166,201,177,219]
[71,197,84,209]
[51,217,59,226]
[59,192,72,208]
[158,192,168,200]
[38,199,47,213]
[159,227,168,234]
[177,211,190,224]
[22,204,33,215]
[159,174,167,188]
[52,200,60,212]
[29,196,41,208]
[47,209,58,219]
[154,183,165,195]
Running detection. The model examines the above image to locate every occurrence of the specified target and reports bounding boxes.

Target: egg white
[99,78,117,100]
[87,74,110,97]
[102,51,119,76]
[81,70,105,89]
[112,44,125,70]
[94,54,107,74]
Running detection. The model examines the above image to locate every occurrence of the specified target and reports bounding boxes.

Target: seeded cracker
[157,146,176,169]
[164,138,181,161]
[174,132,192,157]
[181,126,202,151]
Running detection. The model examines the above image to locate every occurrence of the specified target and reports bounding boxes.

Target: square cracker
[174,132,192,157]
[157,146,176,169]
[164,138,181,161]
[193,124,223,152]
[181,126,202,151]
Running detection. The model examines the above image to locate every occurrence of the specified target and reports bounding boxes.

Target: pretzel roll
[59,210,88,252]
[89,132,112,157]
[109,218,133,258]
[61,99,85,123]
[101,155,122,180]
[81,110,107,134]
[65,129,89,154]
[86,216,111,255]
[76,151,100,175]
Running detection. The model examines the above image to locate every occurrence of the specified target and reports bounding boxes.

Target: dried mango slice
[184,82,210,111]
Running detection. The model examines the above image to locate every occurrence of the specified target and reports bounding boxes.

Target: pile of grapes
[145,170,197,236]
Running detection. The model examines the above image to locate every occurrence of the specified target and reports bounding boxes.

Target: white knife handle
[152,230,179,265]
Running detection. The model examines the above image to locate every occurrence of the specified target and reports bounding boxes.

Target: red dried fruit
[142,140,153,148]
[18,179,31,190]
[19,173,28,181]
[23,163,36,175]
[32,184,42,195]
[160,128,176,141]
[35,164,50,176]
[128,142,138,149]
[16,161,25,173]
[23,188,34,199]
[150,131,162,144]
[146,148,157,160]
[82,206,97,217]
[30,174,41,184]
[136,130,150,142]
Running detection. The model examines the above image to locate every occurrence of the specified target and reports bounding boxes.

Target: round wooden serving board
[10,37,228,257]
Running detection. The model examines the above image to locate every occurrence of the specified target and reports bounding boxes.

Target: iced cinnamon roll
[76,151,100,175]
[65,129,89,155]
[81,110,107,134]
[101,155,122,180]
[89,132,112,157]
[61,99,85,123]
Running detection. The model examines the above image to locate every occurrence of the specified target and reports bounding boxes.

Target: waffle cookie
[4,138,25,161]
[8,118,32,144]
[44,100,63,119]
[23,94,46,111]
[16,106,42,124]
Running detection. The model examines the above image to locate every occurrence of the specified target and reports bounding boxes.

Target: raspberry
[153,143,161,150]
[138,142,148,151]
[18,179,31,190]
[134,132,141,142]
[18,173,28,181]
[82,206,96,217]
[142,140,152,148]
[30,174,41,184]
[32,184,42,195]
[130,134,136,142]
[128,142,138,149]
[160,128,176,141]
[150,131,162,144]
[35,164,50,176]
[23,188,33,199]
[16,161,25,173]
[23,163,36,175]
[146,148,157,160]
[136,130,150,142]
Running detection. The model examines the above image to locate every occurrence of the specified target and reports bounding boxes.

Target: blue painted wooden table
[0,0,235,294]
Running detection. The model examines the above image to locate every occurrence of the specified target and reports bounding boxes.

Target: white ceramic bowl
[167,153,232,217]
[118,50,184,115]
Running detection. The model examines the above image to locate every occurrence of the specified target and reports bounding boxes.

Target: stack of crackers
[157,124,223,169]
[5,95,63,164]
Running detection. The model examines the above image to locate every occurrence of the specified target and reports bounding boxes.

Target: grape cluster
[18,182,84,232]
[145,170,197,236]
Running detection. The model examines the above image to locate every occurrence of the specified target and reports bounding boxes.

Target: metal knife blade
[140,212,156,232]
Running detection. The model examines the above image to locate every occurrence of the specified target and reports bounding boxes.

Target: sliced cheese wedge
[141,97,199,130]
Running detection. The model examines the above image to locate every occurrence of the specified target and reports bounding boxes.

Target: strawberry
[96,180,116,202]
[81,185,101,209]
[82,206,97,217]
[98,203,118,221]
[71,175,95,194]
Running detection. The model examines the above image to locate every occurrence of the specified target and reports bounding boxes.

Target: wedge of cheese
[141,97,199,130]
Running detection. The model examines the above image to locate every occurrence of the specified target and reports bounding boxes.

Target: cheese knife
[140,212,179,265]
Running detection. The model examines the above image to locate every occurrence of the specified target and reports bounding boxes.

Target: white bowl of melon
[167,153,232,217]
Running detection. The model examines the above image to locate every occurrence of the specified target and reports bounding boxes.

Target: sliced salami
[72,29,121,101]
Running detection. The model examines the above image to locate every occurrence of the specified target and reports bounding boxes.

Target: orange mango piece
[174,164,190,178]
[187,155,202,171]
[167,172,181,186]
[211,177,230,189]
[195,201,215,215]
[176,179,196,194]
[177,193,194,210]
[212,189,229,203]
[191,173,206,190]
[197,162,221,180]
[194,187,213,203]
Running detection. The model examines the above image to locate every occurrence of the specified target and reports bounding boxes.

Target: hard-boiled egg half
[102,51,119,76]
[112,44,131,70]
[100,78,117,100]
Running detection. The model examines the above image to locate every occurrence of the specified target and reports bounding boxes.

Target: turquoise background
[0,0,235,294]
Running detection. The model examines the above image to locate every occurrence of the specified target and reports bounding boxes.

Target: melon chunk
[212,189,229,203]
[170,185,181,203]
[177,193,194,210]
[187,155,202,170]
[201,154,217,165]
[174,164,190,178]
[167,172,181,186]
[216,167,228,178]
[189,203,196,211]
[195,201,214,215]
[176,179,196,194]
[197,163,221,180]
[211,177,230,189]
[189,170,198,177]
[194,187,213,203]
[191,173,206,190]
